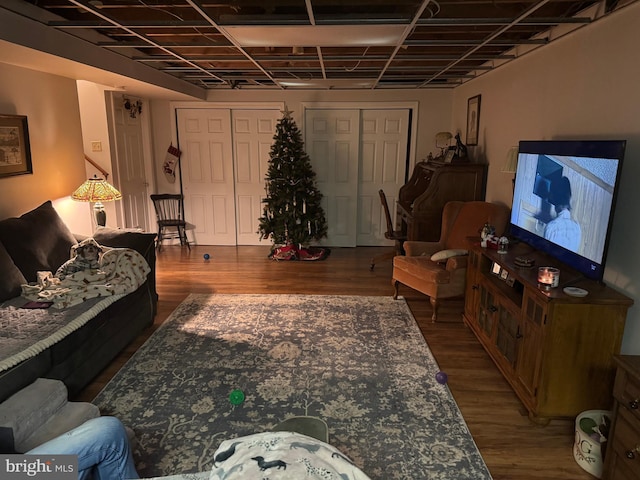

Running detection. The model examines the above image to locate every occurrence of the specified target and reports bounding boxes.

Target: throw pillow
[0,201,77,283]
[430,248,468,262]
[0,241,27,301]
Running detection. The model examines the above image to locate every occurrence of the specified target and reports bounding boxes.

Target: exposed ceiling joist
[0,0,630,91]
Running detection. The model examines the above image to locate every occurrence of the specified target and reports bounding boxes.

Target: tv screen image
[510,140,626,281]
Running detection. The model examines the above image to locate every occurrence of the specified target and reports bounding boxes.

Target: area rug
[93,294,492,479]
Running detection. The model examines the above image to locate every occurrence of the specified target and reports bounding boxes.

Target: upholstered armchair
[392,201,510,321]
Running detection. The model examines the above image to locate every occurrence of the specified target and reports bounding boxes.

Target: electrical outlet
[91,141,102,152]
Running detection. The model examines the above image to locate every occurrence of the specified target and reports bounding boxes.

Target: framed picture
[466,94,481,146]
[444,148,456,164]
[0,114,32,178]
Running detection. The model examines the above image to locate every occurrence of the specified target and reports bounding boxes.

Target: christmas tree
[258,108,328,259]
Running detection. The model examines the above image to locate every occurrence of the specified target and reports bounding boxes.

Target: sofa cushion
[0,378,100,453]
[0,242,26,301]
[0,202,77,283]
[430,248,468,262]
[92,227,156,257]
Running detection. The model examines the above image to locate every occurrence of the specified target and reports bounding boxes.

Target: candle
[538,267,559,289]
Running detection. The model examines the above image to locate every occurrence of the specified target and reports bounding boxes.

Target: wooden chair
[150,194,190,251]
[370,189,407,270]
[392,201,509,321]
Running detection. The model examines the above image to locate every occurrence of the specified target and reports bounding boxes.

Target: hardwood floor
[77,245,592,480]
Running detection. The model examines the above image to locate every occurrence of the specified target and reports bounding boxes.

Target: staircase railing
[84,154,109,180]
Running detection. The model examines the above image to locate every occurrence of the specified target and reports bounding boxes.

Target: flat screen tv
[510,140,626,281]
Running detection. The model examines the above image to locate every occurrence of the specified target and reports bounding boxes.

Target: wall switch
[91,141,102,152]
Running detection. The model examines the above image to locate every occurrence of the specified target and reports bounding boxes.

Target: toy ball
[203,253,211,260]
[435,371,448,385]
[229,389,245,405]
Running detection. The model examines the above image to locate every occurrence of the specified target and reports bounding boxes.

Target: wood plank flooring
[77,245,592,480]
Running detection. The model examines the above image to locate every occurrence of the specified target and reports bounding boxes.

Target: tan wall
[0,62,87,225]
[450,2,640,353]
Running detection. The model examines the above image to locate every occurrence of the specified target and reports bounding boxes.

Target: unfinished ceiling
[5,0,629,90]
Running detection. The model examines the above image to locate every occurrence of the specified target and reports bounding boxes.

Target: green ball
[229,389,245,405]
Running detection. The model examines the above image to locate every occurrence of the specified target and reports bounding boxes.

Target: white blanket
[21,248,150,309]
[144,431,372,480]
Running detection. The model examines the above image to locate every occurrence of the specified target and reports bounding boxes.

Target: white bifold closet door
[176,108,280,246]
[305,108,410,247]
[177,107,409,247]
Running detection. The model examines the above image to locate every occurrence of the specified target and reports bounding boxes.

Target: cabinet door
[517,291,545,398]
[496,302,521,371]
[477,281,498,342]
[464,249,481,323]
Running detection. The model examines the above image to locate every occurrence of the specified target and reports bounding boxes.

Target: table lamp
[71,175,122,226]
[435,131,453,157]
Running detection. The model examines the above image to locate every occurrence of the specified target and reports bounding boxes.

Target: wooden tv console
[463,239,633,424]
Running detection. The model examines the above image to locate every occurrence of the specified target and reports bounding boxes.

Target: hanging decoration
[123,98,143,118]
[163,143,181,183]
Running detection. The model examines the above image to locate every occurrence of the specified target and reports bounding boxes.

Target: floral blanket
[21,248,150,309]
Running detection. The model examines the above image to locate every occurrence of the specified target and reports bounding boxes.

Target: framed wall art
[0,114,32,178]
[466,95,481,146]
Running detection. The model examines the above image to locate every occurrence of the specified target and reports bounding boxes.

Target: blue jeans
[27,416,139,480]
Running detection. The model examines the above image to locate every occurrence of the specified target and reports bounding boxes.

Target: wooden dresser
[603,355,640,480]
[396,160,486,241]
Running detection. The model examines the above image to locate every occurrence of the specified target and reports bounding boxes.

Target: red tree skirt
[269,244,331,261]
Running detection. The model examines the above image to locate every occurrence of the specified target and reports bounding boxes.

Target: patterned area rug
[93,294,492,480]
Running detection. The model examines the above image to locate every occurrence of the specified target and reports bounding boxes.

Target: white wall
[450,2,640,353]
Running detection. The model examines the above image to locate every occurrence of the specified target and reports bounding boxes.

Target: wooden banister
[84,154,109,180]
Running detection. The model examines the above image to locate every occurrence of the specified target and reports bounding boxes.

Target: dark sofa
[0,201,157,403]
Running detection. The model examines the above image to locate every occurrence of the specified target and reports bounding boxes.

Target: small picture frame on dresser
[444,148,456,164]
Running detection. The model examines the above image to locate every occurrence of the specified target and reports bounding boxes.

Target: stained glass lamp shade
[71,175,122,226]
